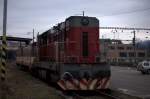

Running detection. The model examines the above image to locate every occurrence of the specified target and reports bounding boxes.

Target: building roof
[0,36,32,44]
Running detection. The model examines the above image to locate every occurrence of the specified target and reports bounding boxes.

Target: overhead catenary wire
[99,7,150,18]
[100,27,150,31]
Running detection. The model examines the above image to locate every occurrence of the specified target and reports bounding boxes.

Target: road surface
[111,66,150,98]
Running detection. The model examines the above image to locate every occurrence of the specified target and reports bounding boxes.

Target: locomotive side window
[43,35,47,45]
[82,32,88,57]
[39,38,43,45]
[48,34,51,43]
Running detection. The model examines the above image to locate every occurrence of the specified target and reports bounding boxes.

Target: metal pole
[1,0,7,81]
[1,0,7,98]
[133,30,136,66]
[83,11,84,16]
[33,29,34,43]
[37,32,39,57]
[32,29,34,56]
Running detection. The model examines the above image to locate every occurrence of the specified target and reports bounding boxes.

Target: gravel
[0,62,62,99]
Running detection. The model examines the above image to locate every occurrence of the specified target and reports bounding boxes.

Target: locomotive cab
[64,16,100,63]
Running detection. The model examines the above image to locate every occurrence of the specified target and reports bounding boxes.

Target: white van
[137,61,150,74]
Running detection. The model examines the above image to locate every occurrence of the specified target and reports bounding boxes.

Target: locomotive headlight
[81,17,89,26]
[62,72,74,80]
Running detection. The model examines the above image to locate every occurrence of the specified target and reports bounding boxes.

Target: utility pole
[33,29,35,43]
[1,0,8,98]
[113,31,115,40]
[1,0,7,82]
[32,29,35,56]
[37,32,39,58]
[83,11,84,16]
[132,30,136,65]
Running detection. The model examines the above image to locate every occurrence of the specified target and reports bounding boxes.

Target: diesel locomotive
[16,16,111,90]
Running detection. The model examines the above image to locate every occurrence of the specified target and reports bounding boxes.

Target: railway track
[97,90,121,99]
[15,63,142,99]
[56,90,117,99]
[97,89,142,99]
[57,91,84,99]
[18,66,142,99]
[56,89,142,99]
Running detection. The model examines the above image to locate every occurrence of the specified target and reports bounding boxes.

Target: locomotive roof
[38,29,50,37]
[66,16,98,20]
[38,16,99,37]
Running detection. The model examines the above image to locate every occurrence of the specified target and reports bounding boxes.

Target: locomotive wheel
[38,69,47,80]
[16,64,21,70]
[38,69,42,79]
[31,68,39,78]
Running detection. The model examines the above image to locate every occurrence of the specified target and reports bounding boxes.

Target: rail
[57,89,143,99]
[97,89,142,99]
[98,90,121,99]
[57,91,84,99]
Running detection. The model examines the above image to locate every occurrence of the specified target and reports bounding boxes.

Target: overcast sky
[0,0,150,40]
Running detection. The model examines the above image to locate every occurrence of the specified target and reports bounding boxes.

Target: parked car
[137,61,150,74]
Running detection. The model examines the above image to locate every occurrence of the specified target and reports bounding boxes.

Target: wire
[100,7,150,18]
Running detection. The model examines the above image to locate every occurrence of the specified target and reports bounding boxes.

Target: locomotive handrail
[65,56,79,63]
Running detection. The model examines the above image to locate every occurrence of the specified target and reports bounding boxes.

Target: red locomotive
[16,16,111,90]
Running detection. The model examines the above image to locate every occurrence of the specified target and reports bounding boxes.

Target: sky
[0,0,150,40]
